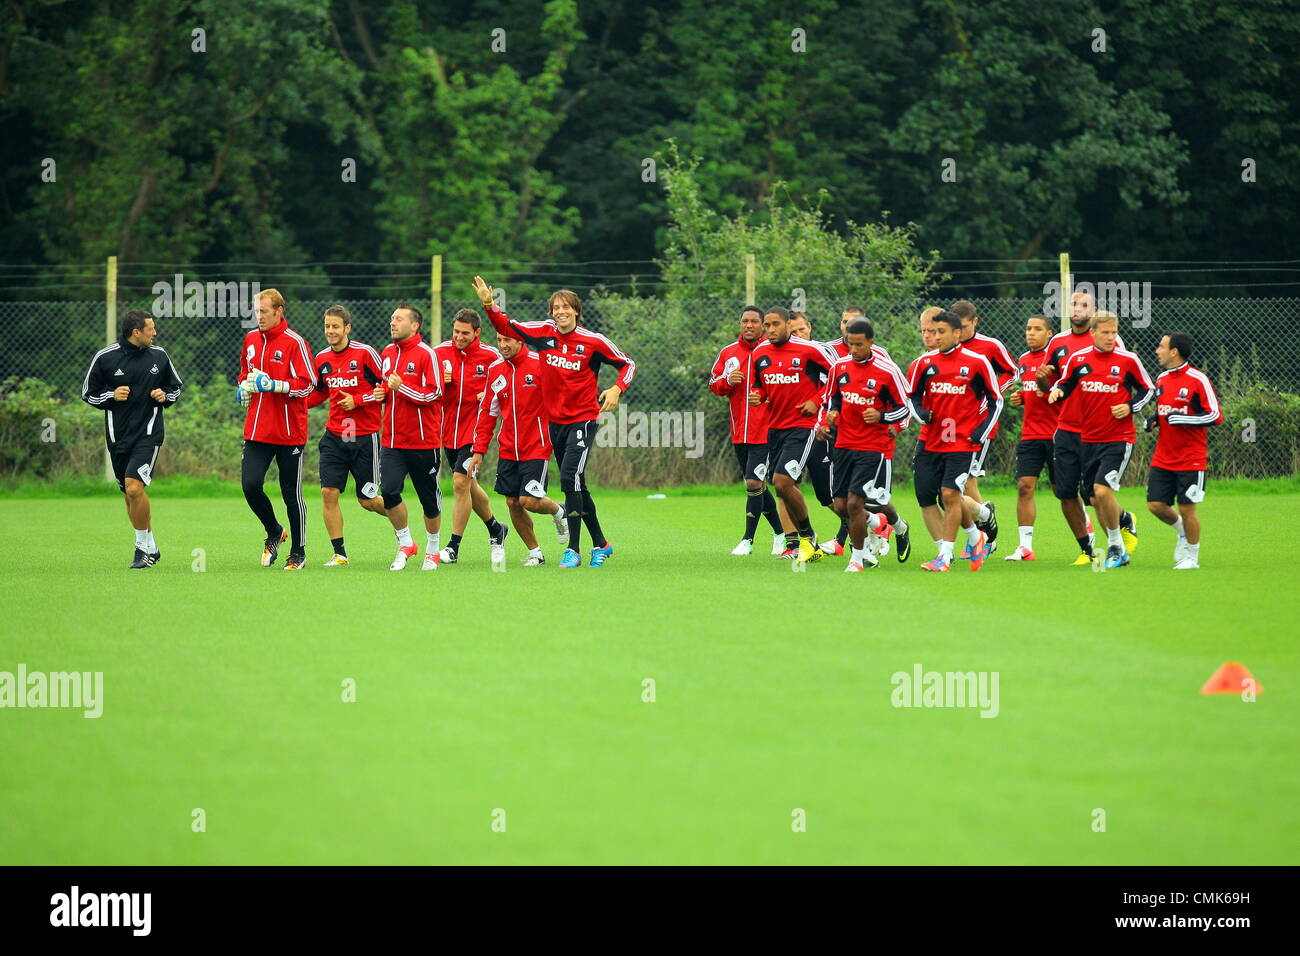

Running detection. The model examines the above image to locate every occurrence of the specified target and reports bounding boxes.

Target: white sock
[135,529,149,549]
[145,530,157,553]
[529,546,543,557]
[851,546,868,565]
[938,540,955,561]
[551,502,563,517]
[427,532,441,553]
[964,524,982,546]
[1173,517,1185,535]
[1187,542,1200,559]
[976,502,991,522]
[1018,526,1034,550]
[1107,527,1122,548]
[395,526,413,547]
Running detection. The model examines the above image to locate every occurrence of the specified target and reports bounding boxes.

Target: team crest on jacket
[791,357,801,368]
[867,378,877,389]
[349,360,358,371]
[475,364,485,375]
[524,374,535,385]
[575,344,585,355]
[150,364,159,374]
[274,350,283,362]
[406,361,415,373]
[1179,387,1188,397]
[959,366,969,378]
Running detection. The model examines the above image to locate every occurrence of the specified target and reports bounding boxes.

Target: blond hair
[258,288,285,310]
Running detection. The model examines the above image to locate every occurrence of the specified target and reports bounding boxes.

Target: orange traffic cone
[1200,662,1263,695]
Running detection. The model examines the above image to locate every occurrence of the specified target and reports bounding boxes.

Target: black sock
[784,531,799,549]
[797,518,815,540]
[581,490,607,548]
[836,516,849,547]
[565,491,584,552]
[482,515,499,534]
[331,536,346,557]
[449,533,463,553]
[1119,510,1133,532]
[761,488,781,533]
[743,489,764,541]
[1076,534,1094,557]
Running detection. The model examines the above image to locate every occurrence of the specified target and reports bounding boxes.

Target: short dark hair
[121,309,151,339]
[765,306,791,322]
[1026,314,1051,331]
[396,303,424,329]
[933,309,962,331]
[843,307,865,316]
[846,318,874,339]
[452,308,480,331]
[1165,332,1194,362]
[950,300,977,321]
[324,305,352,326]
[741,305,763,318]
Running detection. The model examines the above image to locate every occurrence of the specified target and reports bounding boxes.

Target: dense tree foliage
[2,0,1296,298]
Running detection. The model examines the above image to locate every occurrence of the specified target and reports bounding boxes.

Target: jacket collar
[261,318,288,338]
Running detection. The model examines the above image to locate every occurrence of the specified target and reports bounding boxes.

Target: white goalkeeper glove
[251,370,290,394]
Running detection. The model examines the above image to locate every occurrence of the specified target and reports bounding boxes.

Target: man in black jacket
[81,310,184,568]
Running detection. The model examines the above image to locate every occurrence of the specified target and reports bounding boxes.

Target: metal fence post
[104,255,117,483]
[431,253,442,344]
[1059,252,1070,332]
[744,253,756,306]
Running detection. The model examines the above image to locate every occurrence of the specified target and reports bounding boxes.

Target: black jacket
[81,338,184,450]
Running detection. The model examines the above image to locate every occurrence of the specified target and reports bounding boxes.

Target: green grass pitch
[1,484,1296,864]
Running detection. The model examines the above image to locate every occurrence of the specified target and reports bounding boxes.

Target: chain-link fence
[3,296,1298,485]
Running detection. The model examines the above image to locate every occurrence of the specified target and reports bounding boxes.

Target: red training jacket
[473,350,551,461]
[484,304,634,424]
[708,335,769,444]
[1152,362,1222,471]
[750,336,838,432]
[378,334,442,449]
[239,318,316,445]
[434,338,502,449]
[307,340,384,436]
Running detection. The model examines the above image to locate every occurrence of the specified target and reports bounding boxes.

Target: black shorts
[1146,465,1207,505]
[1082,440,1134,492]
[832,448,892,506]
[765,427,818,482]
[550,420,598,494]
[319,430,381,499]
[380,446,442,517]
[1052,429,1092,503]
[495,458,550,499]
[111,441,160,492]
[1015,438,1056,483]
[913,441,978,506]
[805,437,834,507]
[732,442,769,483]
[445,443,475,476]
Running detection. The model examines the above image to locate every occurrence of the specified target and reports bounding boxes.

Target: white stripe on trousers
[294,447,306,546]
